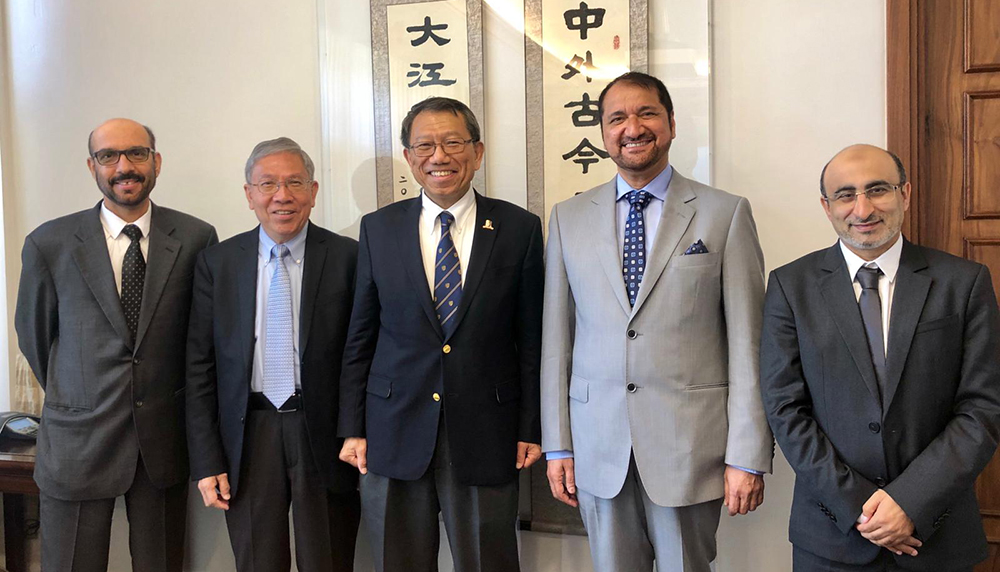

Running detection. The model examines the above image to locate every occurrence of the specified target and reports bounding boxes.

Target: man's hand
[546,458,578,507]
[197,473,231,510]
[723,466,765,516]
[856,489,921,556]
[339,438,368,475]
[516,442,542,469]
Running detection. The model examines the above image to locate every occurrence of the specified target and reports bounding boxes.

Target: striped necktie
[434,211,463,337]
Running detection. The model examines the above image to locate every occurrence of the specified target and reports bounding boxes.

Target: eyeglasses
[91,147,154,166]
[407,139,475,157]
[824,184,901,209]
[250,178,313,195]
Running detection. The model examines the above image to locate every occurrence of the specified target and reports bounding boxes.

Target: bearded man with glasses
[761,144,1000,571]
[15,118,218,572]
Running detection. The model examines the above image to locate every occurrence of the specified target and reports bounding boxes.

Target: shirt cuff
[729,464,764,475]
[546,450,574,460]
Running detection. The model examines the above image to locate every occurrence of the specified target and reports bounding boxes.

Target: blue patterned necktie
[120,224,145,343]
[263,244,295,408]
[622,190,651,307]
[434,211,463,337]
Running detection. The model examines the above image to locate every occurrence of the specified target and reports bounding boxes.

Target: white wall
[0,0,885,570]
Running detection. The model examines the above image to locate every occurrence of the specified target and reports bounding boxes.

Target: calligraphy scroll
[372,0,484,206]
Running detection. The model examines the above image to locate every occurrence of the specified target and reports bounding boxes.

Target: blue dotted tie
[623,190,651,307]
[434,212,463,337]
[120,224,145,343]
[263,244,294,408]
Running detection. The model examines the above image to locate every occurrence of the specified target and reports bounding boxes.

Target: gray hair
[244,137,316,183]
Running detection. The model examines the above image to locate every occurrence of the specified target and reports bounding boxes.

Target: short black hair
[87,124,156,155]
[399,97,481,148]
[819,148,907,196]
[597,71,674,126]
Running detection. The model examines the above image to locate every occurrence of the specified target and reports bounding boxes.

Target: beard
[97,171,155,208]
[609,137,666,174]
[837,213,903,251]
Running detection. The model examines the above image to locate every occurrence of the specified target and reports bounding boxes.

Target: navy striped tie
[434,211,462,337]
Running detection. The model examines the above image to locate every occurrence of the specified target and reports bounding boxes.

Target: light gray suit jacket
[541,171,773,507]
[15,202,217,500]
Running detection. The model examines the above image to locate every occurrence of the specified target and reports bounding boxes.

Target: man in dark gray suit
[761,144,1000,571]
[15,118,218,572]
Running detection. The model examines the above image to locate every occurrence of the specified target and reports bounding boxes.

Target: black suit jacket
[338,192,543,486]
[760,240,1000,570]
[15,202,218,500]
[185,223,359,495]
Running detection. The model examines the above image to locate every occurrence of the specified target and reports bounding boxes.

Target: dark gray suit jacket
[761,240,1000,570]
[15,201,218,500]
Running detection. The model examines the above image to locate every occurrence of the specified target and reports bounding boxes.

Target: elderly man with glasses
[186,137,361,571]
[15,118,218,572]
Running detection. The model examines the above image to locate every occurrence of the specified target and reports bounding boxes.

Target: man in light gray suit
[15,118,217,572]
[541,72,774,572]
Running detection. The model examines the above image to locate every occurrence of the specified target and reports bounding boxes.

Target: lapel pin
[482,219,494,231]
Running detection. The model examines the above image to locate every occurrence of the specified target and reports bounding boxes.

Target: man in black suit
[15,118,218,572]
[760,144,1000,571]
[338,97,544,572]
[186,137,360,571]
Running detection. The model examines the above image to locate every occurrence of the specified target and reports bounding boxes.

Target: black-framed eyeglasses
[407,139,475,157]
[250,178,313,195]
[824,184,901,208]
[91,146,154,166]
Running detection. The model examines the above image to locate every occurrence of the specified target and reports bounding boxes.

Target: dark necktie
[120,224,145,342]
[857,265,887,401]
[434,211,463,337]
[622,190,651,307]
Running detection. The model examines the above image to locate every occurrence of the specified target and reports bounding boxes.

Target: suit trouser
[224,407,361,572]
[360,419,520,572]
[39,453,187,572]
[577,454,723,572]
[792,545,973,572]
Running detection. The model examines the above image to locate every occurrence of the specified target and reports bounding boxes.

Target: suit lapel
[393,198,444,339]
[883,241,930,410]
[818,244,882,404]
[134,204,181,350]
[298,224,328,358]
[446,192,496,339]
[71,203,133,349]
[632,172,696,316]
[590,180,632,316]
[236,230,259,377]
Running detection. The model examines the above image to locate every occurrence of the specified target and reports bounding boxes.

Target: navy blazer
[186,223,359,495]
[338,192,543,486]
[761,240,1000,570]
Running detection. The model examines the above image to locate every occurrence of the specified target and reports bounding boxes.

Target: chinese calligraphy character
[562,138,610,174]
[561,50,597,83]
[564,2,606,40]
[565,93,601,127]
[406,16,451,47]
[408,63,457,87]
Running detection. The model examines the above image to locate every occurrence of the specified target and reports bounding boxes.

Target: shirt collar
[259,222,309,262]
[421,187,477,229]
[100,201,152,240]
[615,164,673,203]
[839,234,903,284]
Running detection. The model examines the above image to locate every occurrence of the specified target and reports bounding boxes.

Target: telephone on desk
[0,412,39,441]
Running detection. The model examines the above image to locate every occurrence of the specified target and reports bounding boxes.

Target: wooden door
[888,1,1000,568]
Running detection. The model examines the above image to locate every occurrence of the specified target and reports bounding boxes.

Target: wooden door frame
[886,0,920,243]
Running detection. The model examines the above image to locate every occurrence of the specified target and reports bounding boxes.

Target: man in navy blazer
[338,97,544,572]
[761,144,1000,571]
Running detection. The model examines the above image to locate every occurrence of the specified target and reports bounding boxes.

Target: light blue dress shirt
[251,224,308,392]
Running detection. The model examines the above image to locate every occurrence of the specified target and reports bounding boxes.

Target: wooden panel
[964,92,1000,218]
[965,0,1000,72]
[887,0,920,242]
[966,239,1000,296]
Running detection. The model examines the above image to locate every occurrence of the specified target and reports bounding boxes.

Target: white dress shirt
[419,189,477,292]
[251,224,308,392]
[839,234,903,355]
[100,202,151,295]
